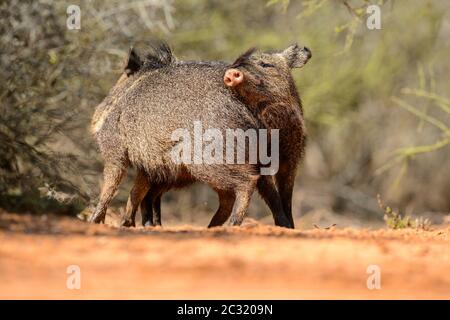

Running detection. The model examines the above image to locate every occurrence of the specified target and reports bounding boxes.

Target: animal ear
[281,43,309,68]
[230,47,256,67]
[124,47,142,76]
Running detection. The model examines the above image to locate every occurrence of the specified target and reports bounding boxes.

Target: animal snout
[302,46,312,59]
[224,68,244,87]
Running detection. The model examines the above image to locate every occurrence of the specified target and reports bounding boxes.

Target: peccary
[89,42,310,228]
[222,44,311,227]
[92,44,196,227]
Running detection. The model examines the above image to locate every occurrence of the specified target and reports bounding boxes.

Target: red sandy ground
[0,211,449,299]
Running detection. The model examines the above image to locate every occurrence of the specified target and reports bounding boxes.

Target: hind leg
[228,180,257,226]
[90,163,127,224]
[208,190,235,228]
[121,170,150,227]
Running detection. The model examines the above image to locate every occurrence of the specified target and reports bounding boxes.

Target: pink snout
[224,68,244,87]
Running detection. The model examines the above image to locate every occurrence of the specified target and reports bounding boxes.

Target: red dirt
[0,211,449,299]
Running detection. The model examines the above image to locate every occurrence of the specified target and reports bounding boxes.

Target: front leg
[152,195,162,226]
[140,191,154,227]
[275,165,296,228]
[257,175,292,228]
[141,187,163,227]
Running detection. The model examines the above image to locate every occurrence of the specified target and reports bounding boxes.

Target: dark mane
[178,60,227,67]
[124,41,175,75]
[124,47,142,76]
[141,41,175,70]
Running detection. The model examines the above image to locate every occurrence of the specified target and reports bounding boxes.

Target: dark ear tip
[230,47,257,67]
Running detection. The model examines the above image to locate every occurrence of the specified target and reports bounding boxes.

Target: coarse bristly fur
[89,41,311,229]
[91,41,175,136]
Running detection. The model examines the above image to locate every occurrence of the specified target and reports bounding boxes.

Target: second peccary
[89,42,310,228]
[222,44,311,227]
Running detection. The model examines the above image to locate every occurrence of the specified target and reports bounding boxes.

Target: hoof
[121,219,135,228]
[274,216,294,229]
[143,220,154,227]
[89,214,105,224]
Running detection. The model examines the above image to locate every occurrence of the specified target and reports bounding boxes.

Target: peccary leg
[153,195,162,226]
[89,164,127,224]
[257,176,293,228]
[141,192,154,227]
[141,191,162,227]
[121,170,150,227]
[228,182,256,226]
[276,167,296,228]
[208,190,235,228]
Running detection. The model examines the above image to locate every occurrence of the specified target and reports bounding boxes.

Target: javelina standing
[221,44,311,227]
[92,44,197,227]
[90,42,310,228]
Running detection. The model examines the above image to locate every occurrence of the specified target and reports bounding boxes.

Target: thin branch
[396,136,450,157]
[391,97,450,136]
[341,0,358,17]
[401,88,450,114]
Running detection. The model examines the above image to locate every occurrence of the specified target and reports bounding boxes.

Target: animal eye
[259,61,275,68]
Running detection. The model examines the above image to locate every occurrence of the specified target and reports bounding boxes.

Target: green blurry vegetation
[379,74,450,173]
[1,0,449,220]
[377,194,430,230]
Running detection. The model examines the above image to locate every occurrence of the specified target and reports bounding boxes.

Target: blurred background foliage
[1,0,449,226]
